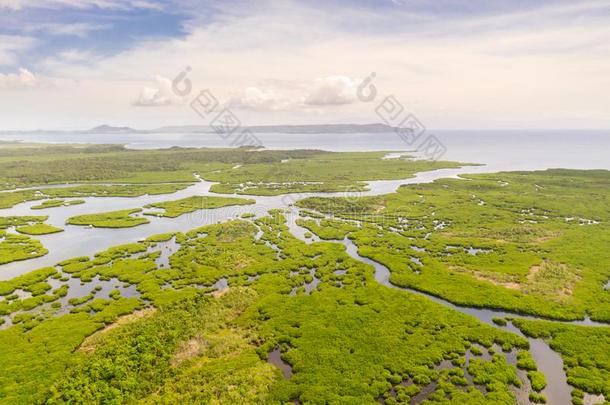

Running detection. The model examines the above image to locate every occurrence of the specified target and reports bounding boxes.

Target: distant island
[88,125,141,134]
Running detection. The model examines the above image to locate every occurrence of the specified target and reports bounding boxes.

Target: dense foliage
[0,144,608,404]
[298,169,610,322]
[0,215,542,404]
[30,199,85,210]
[0,231,48,265]
[145,195,255,218]
[513,318,610,402]
[66,208,150,228]
[0,143,462,197]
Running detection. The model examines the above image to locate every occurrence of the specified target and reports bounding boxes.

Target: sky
[0,0,610,130]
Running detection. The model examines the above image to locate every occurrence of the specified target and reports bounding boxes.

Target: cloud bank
[0,68,41,89]
[226,76,362,111]
[133,75,184,107]
[1,0,610,129]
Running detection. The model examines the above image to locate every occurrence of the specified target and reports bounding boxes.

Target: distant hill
[88,125,140,133]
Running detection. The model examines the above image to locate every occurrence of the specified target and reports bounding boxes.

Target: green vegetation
[513,318,610,402]
[205,151,465,195]
[0,183,191,209]
[529,392,547,403]
[0,267,56,296]
[15,223,63,235]
[145,195,255,218]
[43,183,190,198]
[0,231,48,265]
[296,216,358,240]
[0,216,59,260]
[298,169,610,321]
[0,144,323,190]
[1,215,62,235]
[0,143,463,198]
[0,215,48,229]
[48,290,275,404]
[0,298,141,403]
[516,350,537,371]
[1,144,609,404]
[528,371,547,392]
[0,267,70,317]
[66,208,150,228]
[30,199,85,209]
[515,350,546,393]
[0,214,536,404]
[492,317,507,326]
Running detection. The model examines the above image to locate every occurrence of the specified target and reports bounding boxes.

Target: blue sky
[3,0,549,71]
[0,2,189,71]
[1,0,609,129]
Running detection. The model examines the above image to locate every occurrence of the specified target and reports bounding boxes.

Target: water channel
[1,164,608,404]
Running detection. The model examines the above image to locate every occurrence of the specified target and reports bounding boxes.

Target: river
[1,133,610,403]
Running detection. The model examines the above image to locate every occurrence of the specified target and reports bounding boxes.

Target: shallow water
[0,167,477,280]
[267,348,293,379]
[336,237,591,405]
[1,136,609,401]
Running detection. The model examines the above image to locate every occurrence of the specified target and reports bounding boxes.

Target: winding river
[1,164,608,404]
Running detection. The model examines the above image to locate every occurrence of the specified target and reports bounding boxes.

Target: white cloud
[227,86,297,111]
[3,0,610,129]
[304,76,361,106]
[0,68,41,89]
[132,75,184,107]
[227,76,362,111]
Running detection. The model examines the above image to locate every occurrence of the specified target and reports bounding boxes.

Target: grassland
[145,196,255,218]
[0,215,48,229]
[0,143,321,190]
[297,169,610,322]
[66,208,150,228]
[0,143,463,200]
[30,199,85,210]
[15,223,63,235]
[0,183,192,209]
[0,142,609,403]
[0,216,58,262]
[296,216,358,240]
[205,151,465,195]
[0,231,48,265]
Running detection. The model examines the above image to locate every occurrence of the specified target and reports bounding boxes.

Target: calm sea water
[1,130,609,171]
